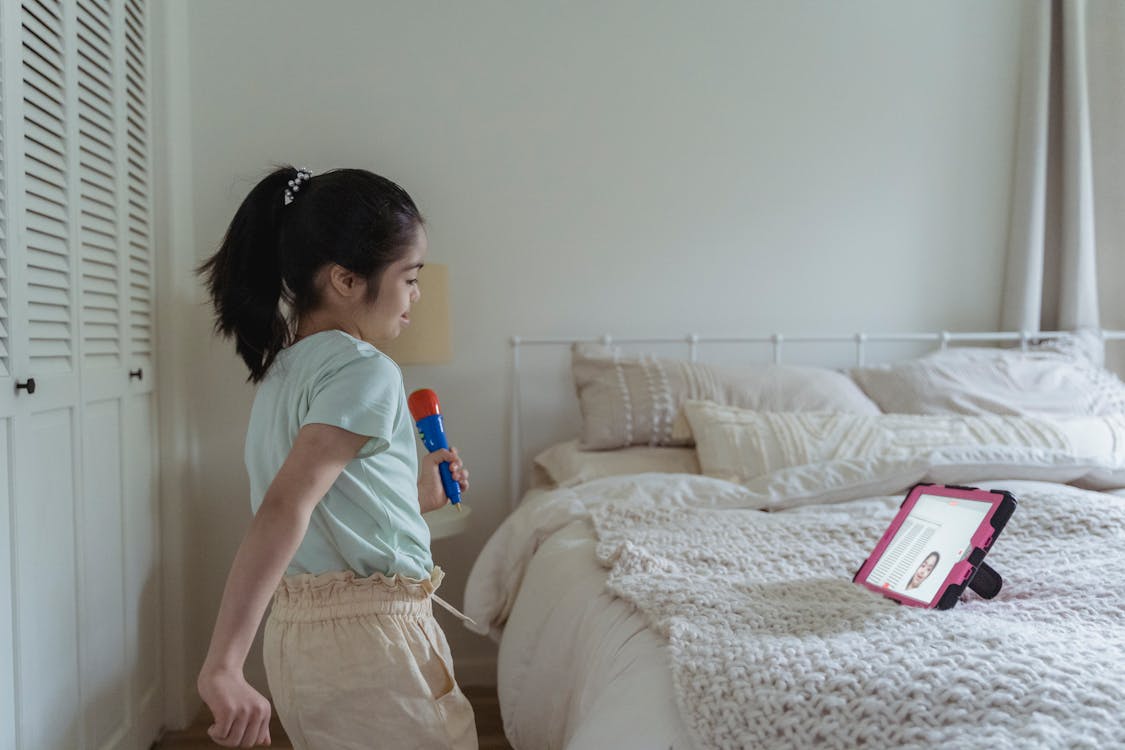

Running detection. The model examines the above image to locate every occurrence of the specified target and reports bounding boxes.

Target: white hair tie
[283,167,313,206]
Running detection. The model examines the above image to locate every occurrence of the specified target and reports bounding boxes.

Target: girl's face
[911,555,938,586]
[357,225,427,344]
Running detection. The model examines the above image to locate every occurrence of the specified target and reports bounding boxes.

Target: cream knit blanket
[590,482,1125,750]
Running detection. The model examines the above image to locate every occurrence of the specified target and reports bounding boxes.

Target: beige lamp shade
[377,263,453,364]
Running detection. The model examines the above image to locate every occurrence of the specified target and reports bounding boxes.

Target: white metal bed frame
[507,328,1125,508]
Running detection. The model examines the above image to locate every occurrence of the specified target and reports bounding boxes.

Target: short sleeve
[302,354,403,459]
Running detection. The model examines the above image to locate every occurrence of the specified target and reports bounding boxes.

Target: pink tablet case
[853,483,1016,609]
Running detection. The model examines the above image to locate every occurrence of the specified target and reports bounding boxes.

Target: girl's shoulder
[307,330,403,385]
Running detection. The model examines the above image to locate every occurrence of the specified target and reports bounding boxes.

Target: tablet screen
[862,492,993,604]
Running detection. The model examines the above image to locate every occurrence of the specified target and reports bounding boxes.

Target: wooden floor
[154,685,512,749]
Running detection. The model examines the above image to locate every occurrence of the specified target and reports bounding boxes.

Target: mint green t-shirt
[245,330,433,579]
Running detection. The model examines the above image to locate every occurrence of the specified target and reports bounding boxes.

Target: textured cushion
[572,343,881,450]
[850,339,1125,417]
[533,439,700,487]
[682,400,1125,493]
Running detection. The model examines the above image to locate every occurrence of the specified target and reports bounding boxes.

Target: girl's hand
[198,664,272,747]
[418,447,469,513]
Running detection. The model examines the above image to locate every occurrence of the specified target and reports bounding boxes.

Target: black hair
[198,166,424,382]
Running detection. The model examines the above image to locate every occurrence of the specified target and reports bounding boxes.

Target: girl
[906,551,941,591]
[196,166,477,749]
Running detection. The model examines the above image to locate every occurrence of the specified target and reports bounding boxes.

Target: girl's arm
[197,423,368,748]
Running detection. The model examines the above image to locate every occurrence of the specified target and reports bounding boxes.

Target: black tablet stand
[967,561,1003,599]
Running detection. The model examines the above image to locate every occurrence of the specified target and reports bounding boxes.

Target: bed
[464,331,1125,750]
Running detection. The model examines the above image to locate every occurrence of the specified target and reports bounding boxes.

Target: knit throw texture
[590,483,1125,750]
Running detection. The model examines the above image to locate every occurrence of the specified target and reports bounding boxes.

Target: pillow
[850,339,1125,417]
[533,439,701,487]
[1036,328,1108,367]
[572,343,881,450]
[682,400,1125,491]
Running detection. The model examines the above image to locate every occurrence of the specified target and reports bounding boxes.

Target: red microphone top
[408,389,442,420]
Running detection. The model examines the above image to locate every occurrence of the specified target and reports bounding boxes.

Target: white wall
[157,0,1026,705]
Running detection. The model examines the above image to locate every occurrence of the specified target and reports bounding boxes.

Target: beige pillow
[682,399,1125,487]
[533,440,700,487]
[572,343,881,449]
[850,343,1125,417]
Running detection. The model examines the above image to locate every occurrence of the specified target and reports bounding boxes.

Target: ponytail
[198,165,424,383]
[198,167,294,382]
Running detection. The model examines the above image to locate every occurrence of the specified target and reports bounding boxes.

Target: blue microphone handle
[416,414,462,505]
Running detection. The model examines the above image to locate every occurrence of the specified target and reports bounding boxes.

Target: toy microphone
[407,389,462,508]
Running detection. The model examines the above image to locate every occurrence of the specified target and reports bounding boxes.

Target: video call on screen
[865,494,992,603]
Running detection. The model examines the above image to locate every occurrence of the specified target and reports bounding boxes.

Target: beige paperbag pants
[263,566,477,750]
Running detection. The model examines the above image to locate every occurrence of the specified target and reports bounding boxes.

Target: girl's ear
[326,264,364,298]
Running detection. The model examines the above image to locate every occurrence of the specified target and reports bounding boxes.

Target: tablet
[853,483,1017,610]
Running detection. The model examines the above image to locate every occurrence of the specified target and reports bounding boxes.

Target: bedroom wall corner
[151,0,203,729]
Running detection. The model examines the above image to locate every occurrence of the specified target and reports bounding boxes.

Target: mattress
[496,519,692,749]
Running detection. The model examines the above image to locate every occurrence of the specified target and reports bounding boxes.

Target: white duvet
[465,461,1125,749]
[489,518,695,749]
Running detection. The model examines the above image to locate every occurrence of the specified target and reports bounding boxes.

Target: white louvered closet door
[0,1,161,749]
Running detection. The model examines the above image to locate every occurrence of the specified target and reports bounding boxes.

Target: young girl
[906,551,941,591]
[196,166,477,749]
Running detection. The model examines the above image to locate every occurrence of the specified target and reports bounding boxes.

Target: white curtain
[1087,2,1125,375]
[1000,0,1115,334]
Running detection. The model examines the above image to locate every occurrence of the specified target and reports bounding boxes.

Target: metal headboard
[507,329,1125,509]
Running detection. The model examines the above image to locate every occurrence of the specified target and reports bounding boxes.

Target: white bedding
[465,469,1125,749]
[465,480,698,748]
[592,478,1124,749]
[496,520,693,749]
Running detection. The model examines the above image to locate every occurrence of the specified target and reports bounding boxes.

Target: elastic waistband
[270,566,445,623]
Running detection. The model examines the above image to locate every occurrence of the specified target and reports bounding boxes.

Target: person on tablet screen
[906,551,941,591]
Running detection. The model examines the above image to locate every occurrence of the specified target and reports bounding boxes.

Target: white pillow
[533,439,700,487]
[572,343,881,450]
[682,400,1125,493]
[850,342,1125,417]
